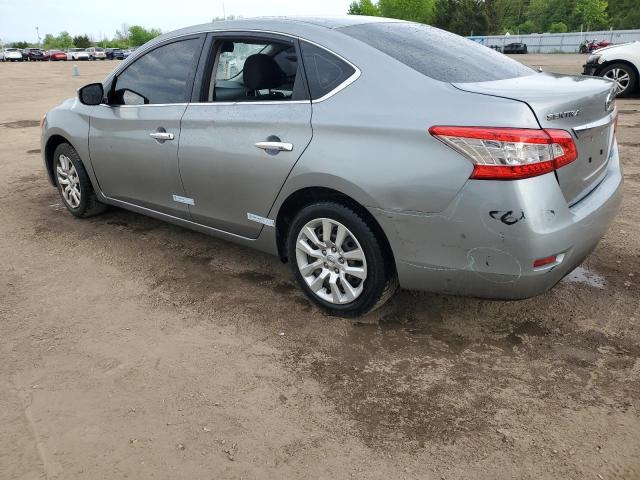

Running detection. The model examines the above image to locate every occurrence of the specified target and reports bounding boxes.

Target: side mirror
[78,83,104,106]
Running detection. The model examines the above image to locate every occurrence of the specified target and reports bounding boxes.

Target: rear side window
[112,38,202,105]
[300,41,356,100]
[338,22,533,83]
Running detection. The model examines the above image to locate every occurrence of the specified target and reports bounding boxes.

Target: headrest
[220,41,234,53]
[243,54,284,91]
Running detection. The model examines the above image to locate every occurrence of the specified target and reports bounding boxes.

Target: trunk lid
[454,73,617,205]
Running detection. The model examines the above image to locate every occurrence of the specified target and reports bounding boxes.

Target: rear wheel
[287,202,398,317]
[53,143,108,218]
[600,63,637,97]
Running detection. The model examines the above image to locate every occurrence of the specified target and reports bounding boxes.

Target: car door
[89,35,204,217]
[178,33,312,238]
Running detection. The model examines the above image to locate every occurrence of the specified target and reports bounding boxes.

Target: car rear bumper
[372,142,623,299]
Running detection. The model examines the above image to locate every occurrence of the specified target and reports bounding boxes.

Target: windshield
[338,22,534,83]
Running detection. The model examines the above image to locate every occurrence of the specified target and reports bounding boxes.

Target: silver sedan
[41,17,622,317]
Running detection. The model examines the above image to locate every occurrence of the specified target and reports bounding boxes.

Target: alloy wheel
[295,218,367,304]
[56,154,81,208]
[604,68,631,95]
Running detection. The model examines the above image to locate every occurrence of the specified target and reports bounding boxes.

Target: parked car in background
[122,47,136,58]
[503,42,528,54]
[583,41,640,97]
[2,48,23,61]
[48,50,68,61]
[23,48,47,61]
[105,48,125,60]
[67,48,90,61]
[86,47,107,60]
[41,17,622,316]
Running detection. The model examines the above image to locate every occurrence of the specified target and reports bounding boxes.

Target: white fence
[468,29,640,53]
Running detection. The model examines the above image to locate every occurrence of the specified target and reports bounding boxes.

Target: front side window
[206,38,304,102]
[112,38,201,105]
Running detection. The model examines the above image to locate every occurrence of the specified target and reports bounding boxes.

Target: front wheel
[53,143,108,218]
[287,202,398,317]
[600,63,638,97]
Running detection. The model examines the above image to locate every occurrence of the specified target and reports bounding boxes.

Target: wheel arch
[44,134,75,185]
[274,186,396,270]
[597,59,640,90]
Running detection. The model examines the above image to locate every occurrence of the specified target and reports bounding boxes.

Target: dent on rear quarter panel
[284,61,539,215]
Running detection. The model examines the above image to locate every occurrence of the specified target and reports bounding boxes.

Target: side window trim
[299,39,361,103]
[108,34,205,107]
[192,31,311,105]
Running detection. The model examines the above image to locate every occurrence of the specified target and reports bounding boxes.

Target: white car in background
[583,41,640,97]
[2,48,24,62]
[85,47,107,60]
[67,48,90,61]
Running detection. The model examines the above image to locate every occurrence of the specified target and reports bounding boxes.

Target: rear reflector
[429,126,577,180]
[533,255,557,268]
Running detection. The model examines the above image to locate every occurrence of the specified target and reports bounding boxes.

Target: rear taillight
[429,126,577,180]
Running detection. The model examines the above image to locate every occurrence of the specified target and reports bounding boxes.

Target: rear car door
[177,32,312,238]
[89,35,204,217]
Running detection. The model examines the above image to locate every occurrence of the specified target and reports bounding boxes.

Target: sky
[0,0,353,43]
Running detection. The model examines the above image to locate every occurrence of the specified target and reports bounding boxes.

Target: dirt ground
[1,54,639,480]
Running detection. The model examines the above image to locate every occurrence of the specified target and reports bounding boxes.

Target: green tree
[501,0,529,32]
[43,31,74,50]
[377,0,436,24]
[128,25,162,46]
[346,0,640,31]
[72,35,91,48]
[485,0,505,34]
[433,0,456,29]
[517,19,537,32]
[549,21,568,31]
[607,0,640,28]
[43,33,56,49]
[57,31,74,49]
[449,0,489,35]
[574,0,609,30]
[348,0,381,15]
[12,41,30,49]
[527,0,551,31]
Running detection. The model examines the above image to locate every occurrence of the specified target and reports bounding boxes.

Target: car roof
[157,15,405,41]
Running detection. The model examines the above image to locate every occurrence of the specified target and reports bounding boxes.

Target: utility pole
[35,26,41,47]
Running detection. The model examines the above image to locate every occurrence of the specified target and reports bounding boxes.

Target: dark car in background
[503,42,528,54]
[105,48,125,60]
[23,48,47,61]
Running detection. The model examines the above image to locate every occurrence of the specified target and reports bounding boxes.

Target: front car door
[89,35,204,217]
[178,32,312,238]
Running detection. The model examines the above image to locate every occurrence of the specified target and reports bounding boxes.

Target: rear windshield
[338,22,534,83]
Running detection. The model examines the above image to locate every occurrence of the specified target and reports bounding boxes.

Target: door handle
[255,141,293,152]
[149,132,175,141]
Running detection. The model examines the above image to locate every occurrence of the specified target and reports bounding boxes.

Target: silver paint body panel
[42,16,623,299]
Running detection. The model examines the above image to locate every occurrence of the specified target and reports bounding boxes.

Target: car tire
[599,63,638,97]
[286,201,398,317]
[53,143,108,218]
